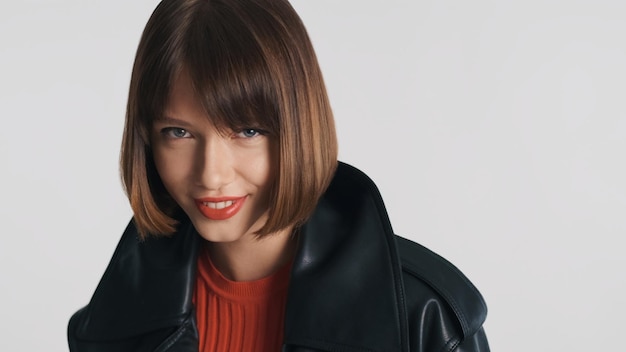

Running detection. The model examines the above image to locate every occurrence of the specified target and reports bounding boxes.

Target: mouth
[194,196,247,220]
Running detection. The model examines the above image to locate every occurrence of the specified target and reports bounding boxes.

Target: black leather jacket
[68,163,489,351]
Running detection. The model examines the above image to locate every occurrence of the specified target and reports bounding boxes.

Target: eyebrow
[153,116,194,128]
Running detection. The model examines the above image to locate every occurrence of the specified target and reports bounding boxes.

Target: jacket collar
[76,162,409,351]
[75,218,200,340]
[284,162,409,351]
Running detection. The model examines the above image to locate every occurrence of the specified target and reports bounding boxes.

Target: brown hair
[120,0,338,238]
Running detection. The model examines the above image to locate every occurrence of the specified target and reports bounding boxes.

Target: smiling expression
[151,72,276,243]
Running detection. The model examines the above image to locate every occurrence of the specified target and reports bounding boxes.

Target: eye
[235,128,263,138]
[161,127,191,139]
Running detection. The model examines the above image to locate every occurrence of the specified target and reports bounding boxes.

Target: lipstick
[194,196,247,220]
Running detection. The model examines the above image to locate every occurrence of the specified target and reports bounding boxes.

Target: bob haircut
[120,0,338,238]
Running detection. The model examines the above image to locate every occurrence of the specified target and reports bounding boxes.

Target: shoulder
[395,235,488,340]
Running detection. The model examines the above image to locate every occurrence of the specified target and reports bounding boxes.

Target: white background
[1,1,625,351]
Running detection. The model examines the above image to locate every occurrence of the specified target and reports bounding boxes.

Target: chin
[188,217,250,243]
[191,224,237,243]
[183,203,268,243]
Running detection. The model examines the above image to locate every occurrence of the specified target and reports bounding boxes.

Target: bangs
[175,2,280,137]
[136,1,295,142]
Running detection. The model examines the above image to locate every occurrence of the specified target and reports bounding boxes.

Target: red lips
[194,196,247,220]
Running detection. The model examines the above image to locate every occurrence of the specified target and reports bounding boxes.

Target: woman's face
[151,72,276,243]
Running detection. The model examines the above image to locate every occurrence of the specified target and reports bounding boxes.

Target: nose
[194,135,235,191]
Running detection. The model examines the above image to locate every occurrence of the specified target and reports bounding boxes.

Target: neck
[206,226,296,281]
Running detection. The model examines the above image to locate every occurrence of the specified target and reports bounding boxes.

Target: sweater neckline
[197,246,292,302]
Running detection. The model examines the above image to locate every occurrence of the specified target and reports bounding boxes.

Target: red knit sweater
[194,250,291,352]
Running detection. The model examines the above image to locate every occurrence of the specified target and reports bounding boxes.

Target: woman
[68,0,490,351]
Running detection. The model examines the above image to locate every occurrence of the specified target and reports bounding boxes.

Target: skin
[151,71,295,281]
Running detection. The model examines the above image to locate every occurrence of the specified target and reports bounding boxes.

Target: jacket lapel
[284,163,409,351]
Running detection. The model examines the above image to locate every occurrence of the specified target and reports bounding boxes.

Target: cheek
[152,148,188,193]
[251,153,277,210]
[248,144,275,188]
